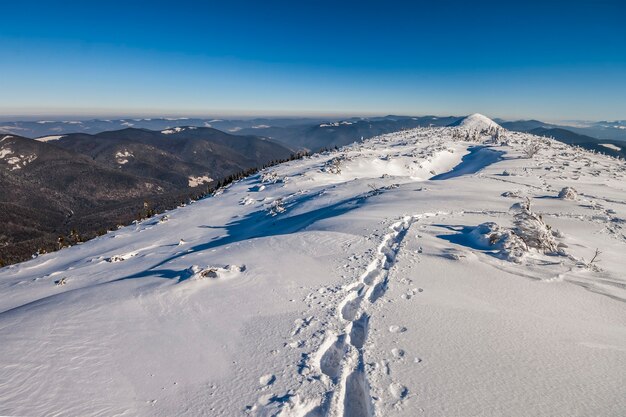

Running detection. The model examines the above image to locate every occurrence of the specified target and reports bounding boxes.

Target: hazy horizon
[0,112,622,126]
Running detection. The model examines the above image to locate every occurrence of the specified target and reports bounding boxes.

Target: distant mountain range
[494,120,626,159]
[527,127,625,159]
[0,115,460,151]
[2,115,625,147]
[235,115,460,151]
[1,114,624,265]
[0,117,328,139]
[496,118,626,142]
[0,128,293,265]
[49,127,294,188]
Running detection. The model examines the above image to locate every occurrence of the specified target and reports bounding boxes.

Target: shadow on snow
[115,190,373,282]
[431,146,505,180]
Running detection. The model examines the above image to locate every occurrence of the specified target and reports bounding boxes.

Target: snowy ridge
[1,126,625,416]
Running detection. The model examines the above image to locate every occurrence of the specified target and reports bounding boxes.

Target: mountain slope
[0,133,180,264]
[1,124,624,416]
[499,119,553,131]
[530,127,626,159]
[52,127,294,188]
[0,128,295,264]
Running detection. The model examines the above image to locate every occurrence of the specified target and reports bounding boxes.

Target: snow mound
[184,264,246,282]
[465,222,527,261]
[558,187,578,200]
[450,113,501,131]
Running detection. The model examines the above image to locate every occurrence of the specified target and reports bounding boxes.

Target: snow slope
[1,122,625,417]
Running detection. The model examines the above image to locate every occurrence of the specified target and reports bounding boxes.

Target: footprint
[391,348,405,359]
[389,325,407,334]
[316,334,347,379]
[340,292,363,322]
[259,374,275,386]
[361,266,380,286]
[389,382,408,400]
[343,369,374,417]
[349,314,369,349]
[367,280,387,303]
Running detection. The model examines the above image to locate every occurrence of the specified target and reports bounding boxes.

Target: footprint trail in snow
[268,213,437,416]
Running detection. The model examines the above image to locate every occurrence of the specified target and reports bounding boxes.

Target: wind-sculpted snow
[1,122,625,417]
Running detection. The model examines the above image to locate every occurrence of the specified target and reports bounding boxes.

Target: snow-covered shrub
[558,187,578,200]
[467,222,527,262]
[261,171,286,184]
[240,196,256,205]
[267,198,286,216]
[511,199,558,254]
[323,156,345,174]
[466,200,560,261]
[523,140,541,158]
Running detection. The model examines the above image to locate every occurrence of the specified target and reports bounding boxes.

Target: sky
[1,0,625,121]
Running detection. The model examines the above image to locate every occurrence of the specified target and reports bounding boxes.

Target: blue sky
[1,0,624,121]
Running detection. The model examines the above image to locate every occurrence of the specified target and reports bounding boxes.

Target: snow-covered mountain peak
[453,113,501,131]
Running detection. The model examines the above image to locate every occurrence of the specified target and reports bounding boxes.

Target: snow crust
[1,126,625,417]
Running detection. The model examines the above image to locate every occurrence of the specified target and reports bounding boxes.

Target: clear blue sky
[1,0,624,121]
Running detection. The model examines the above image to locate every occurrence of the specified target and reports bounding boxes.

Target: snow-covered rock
[558,186,578,200]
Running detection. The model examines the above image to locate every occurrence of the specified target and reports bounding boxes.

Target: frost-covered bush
[261,171,285,184]
[466,199,561,262]
[467,222,527,262]
[558,187,578,200]
[267,198,286,216]
[512,199,558,254]
[523,140,541,158]
[240,196,256,205]
[323,156,347,174]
